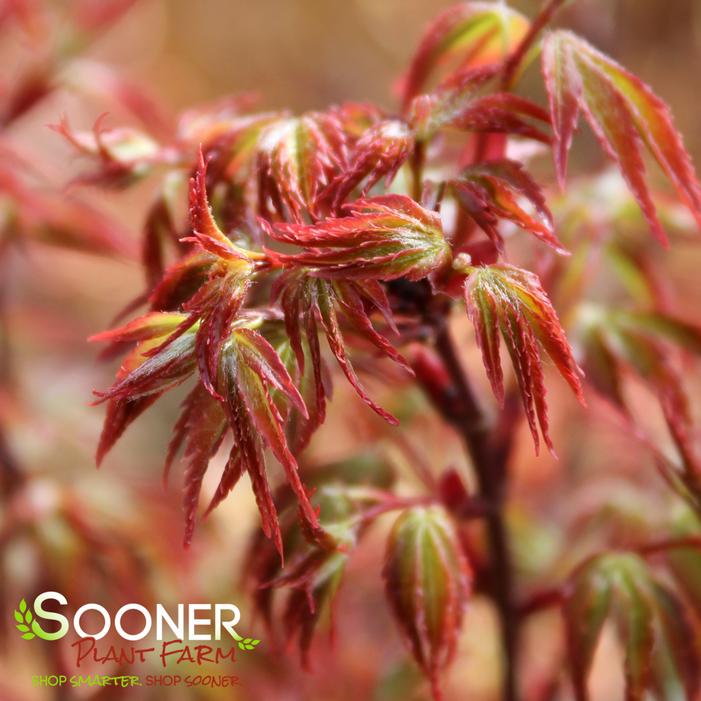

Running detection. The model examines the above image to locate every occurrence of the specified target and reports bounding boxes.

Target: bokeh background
[1,1,700,699]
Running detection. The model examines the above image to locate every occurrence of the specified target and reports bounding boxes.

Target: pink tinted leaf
[575,54,666,245]
[176,387,228,546]
[192,275,249,400]
[648,582,700,701]
[270,194,451,282]
[257,112,347,220]
[452,159,564,253]
[563,552,699,701]
[96,395,160,466]
[465,281,503,403]
[613,567,654,701]
[176,95,262,143]
[235,408,284,557]
[277,550,347,667]
[576,307,701,497]
[276,270,400,425]
[563,558,613,701]
[88,312,187,345]
[187,149,259,265]
[315,284,399,426]
[94,330,197,404]
[542,31,701,243]
[51,114,161,187]
[541,31,581,187]
[500,302,550,454]
[225,334,322,546]
[236,327,308,417]
[204,446,244,517]
[65,61,172,137]
[464,264,584,453]
[584,41,701,230]
[333,281,411,373]
[564,554,666,701]
[408,64,496,139]
[142,193,179,287]
[409,65,550,143]
[0,164,134,256]
[451,92,550,141]
[289,331,328,454]
[326,119,413,209]
[272,274,330,450]
[148,252,212,312]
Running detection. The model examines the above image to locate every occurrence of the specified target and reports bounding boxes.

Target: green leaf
[575,305,701,506]
[649,581,699,701]
[564,562,612,698]
[542,30,701,245]
[383,506,472,698]
[19,599,27,614]
[564,553,698,701]
[612,566,654,701]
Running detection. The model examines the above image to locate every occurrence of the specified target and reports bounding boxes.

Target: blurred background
[0,1,700,699]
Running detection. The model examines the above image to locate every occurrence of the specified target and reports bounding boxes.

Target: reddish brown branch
[638,536,701,556]
[430,323,519,701]
[518,587,564,618]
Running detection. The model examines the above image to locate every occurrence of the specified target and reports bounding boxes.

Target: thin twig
[502,0,569,89]
[638,536,701,556]
[518,586,564,618]
[431,323,519,701]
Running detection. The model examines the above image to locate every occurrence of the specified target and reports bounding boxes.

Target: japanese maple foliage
[64,1,701,699]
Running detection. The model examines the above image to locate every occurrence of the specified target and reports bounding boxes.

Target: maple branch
[430,322,519,701]
[356,495,436,525]
[410,140,426,202]
[638,536,701,556]
[518,586,564,618]
[502,0,569,88]
[0,424,23,498]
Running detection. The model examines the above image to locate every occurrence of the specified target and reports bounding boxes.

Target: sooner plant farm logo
[14,593,259,691]
[13,592,260,649]
[14,598,44,640]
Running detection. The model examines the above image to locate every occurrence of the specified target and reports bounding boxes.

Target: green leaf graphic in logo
[14,599,36,640]
[230,630,261,651]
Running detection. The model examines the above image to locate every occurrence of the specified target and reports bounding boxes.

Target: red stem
[431,323,519,701]
[518,587,564,618]
[638,535,701,556]
[502,0,569,89]
[357,495,436,526]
